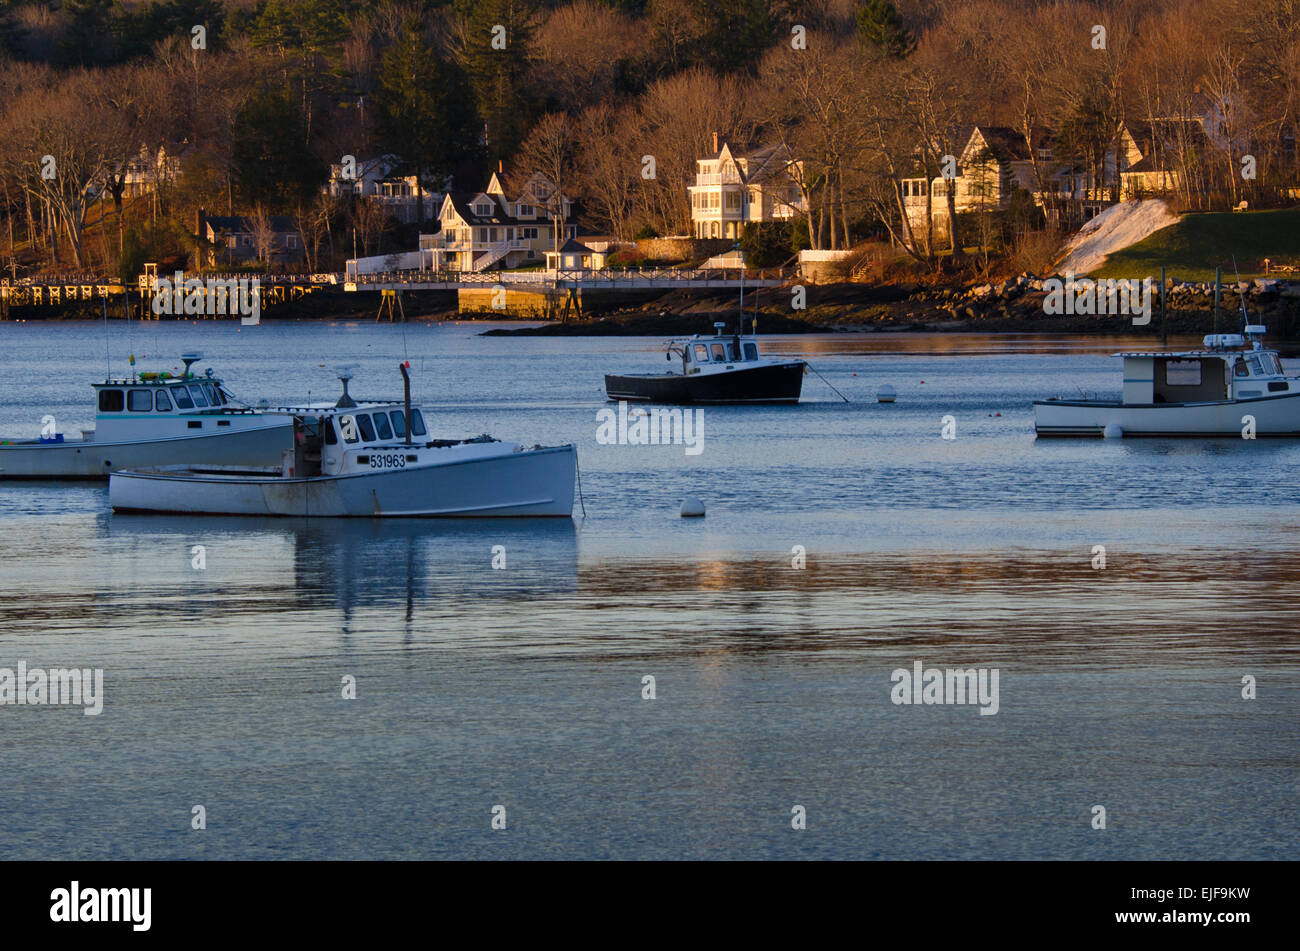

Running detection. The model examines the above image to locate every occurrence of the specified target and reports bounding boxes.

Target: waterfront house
[688,135,806,240]
[325,154,443,224]
[422,170,578,272]
[196,210,304,267]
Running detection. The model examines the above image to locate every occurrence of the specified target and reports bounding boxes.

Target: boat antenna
[102,293,110,381]
[736,243,745,337]
[334,364,359,408]
[399,361,412,446]
[1231,255,1249,332]
[181,351,203,379]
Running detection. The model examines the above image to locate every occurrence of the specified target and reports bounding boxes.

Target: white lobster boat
[109,365,577,518]
[1034,323,1300,437]
[0,353,293,479]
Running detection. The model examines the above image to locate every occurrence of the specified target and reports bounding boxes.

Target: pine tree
[855,0,916,59]
[461,0,539,166]
[375,18,476,224]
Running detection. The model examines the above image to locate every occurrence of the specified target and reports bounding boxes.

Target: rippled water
[0,320,1296,859]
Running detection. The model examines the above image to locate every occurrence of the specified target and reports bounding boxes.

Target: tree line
[1,0,1297,278]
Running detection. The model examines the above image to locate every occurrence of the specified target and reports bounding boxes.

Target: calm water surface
[0,320,1296,859]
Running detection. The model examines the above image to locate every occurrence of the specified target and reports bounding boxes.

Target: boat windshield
[743,342,757,360]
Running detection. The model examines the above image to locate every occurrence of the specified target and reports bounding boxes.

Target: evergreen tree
[704,0,780,75]
[60,0,115,66]
[374,18,476,224]
[855,0,916,59]
[462,0,538,166]
[231,92,328,208]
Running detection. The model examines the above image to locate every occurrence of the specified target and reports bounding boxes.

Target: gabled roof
[444,192,516,226]
[704,141,798,184]
[966,126,1031,163]
[205,215,299,234]
[556,238,594,254]
[742,143,797,184]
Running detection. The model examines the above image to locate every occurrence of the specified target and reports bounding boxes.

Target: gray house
[197,209,304,267]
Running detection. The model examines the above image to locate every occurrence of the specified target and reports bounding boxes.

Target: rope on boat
[805,362,850,402]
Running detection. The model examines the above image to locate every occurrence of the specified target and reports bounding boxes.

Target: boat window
[1165,360,1201,385]
[171,386,194,409]
[98,389,124,412]
[389,411,406,438]
[1265,353,1284,375]
[373,413,393,440]
[188,384,209,408]
[693,344,708,362]
[1247,355,1265,376]
[410,409,428,437]
[743,343,758,360]
[128,389,153,412]
[202,383,220,405]
[356,413,376,442]
[155,389,173,412]
[323,418,338,445]
[338,415,359,443]
[711,343,726,362]
[1235,358,1249,377]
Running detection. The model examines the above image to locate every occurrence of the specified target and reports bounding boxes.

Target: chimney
[712,131,719,154]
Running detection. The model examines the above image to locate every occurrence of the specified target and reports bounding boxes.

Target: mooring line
[806,362,850,402]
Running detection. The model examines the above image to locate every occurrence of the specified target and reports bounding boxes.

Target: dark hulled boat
[604,322,806,404]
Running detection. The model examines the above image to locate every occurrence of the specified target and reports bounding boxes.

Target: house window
[286,234,297,249]
[517,204,533,217]
[725,192,740,210]
[521,227,538,239]
[475,203,492,216]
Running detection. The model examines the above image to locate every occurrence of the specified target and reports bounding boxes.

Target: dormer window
[474,202,492,216]
[517,204,533,217]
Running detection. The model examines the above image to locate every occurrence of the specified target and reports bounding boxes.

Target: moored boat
[604,321,806,404]
[109,365,577,517]
[0,353,294,479]
[1034,323,1300,436]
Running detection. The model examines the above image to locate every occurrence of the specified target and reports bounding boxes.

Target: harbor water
[0,320,1296,859]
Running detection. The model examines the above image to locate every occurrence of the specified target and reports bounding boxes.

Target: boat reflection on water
[103,514,579,635]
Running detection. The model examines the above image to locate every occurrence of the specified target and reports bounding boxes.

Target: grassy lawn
[1099,208,1300,282]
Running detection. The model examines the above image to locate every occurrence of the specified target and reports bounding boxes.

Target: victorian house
[688,135,806,240]
[422,170,577,271]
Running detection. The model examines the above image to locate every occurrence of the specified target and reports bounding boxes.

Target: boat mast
[399,361,412,447]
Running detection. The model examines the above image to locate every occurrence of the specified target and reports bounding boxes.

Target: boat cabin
[94,376,233,415]
[1117,332,1293,406]
[670,324,762,375]
[285,403,431,477]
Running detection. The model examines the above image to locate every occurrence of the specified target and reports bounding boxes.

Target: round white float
[1103,423,1124,439]
[877,384,897,403]
[680,497,706,518]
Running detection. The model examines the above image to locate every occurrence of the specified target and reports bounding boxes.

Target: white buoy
[877,384,897,403]
[1103,423,1124,439]
[680,497,706,518]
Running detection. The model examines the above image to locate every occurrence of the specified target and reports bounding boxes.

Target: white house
[422,170,578,272]
[325,154,443,224]
[688,135,806,240]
